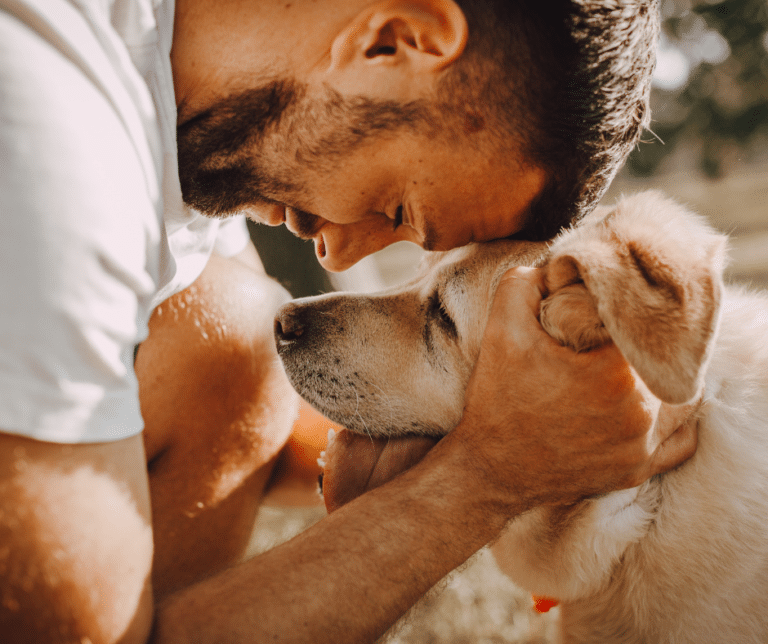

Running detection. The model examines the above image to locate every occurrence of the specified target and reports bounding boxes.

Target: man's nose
[315,221,411,272]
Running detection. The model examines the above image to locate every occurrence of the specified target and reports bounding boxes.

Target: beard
[175,79,303,217]
[176,77,432,220]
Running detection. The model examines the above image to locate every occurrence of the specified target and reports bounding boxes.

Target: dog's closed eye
[428,290,458,340]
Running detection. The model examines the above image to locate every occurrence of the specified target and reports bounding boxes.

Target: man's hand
[453,266,699,510]
[322,431,439,513]
[323,265,699,515]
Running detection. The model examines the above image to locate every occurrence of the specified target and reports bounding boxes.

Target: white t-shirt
[0,0,251,443]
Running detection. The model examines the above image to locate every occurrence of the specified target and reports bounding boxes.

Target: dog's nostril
[283,326,304,340]
[274,308,307,343]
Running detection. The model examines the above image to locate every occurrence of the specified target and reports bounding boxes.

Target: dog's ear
[541,191,727,405]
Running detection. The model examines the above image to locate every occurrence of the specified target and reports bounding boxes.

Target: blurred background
[610,0,768,288]
[251,0,768,295]
[251,2,768,641]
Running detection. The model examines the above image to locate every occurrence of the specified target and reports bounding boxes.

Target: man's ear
[329,0,467,91]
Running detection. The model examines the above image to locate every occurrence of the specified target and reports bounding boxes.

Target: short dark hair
[178,0,658,236]
[439,0,660,240]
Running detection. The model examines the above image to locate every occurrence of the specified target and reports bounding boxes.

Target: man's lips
[322,429,440,513]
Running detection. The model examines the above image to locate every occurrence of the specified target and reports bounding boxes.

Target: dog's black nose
[274,303,308,344]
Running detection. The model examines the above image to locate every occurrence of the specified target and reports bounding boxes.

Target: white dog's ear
[541,191,727,405]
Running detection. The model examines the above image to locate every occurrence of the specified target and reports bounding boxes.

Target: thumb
[488,266,548,350]
[649,410,699,477]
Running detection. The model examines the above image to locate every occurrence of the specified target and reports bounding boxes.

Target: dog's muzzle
[274,301,311,347]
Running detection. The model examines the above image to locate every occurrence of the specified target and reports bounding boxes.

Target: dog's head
[275,191,727,437]
[275,240,546,437]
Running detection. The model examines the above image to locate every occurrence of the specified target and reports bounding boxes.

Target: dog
[274,191,768,643]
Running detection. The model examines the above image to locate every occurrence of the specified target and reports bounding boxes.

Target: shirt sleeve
[0,10,160,443]
[212,214,252,258]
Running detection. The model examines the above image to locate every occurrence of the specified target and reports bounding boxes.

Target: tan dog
[275,191,768,642]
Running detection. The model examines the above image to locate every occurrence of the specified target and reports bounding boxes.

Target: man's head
[173,0,658,271]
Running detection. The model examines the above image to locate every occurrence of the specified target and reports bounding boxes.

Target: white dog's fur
[275,191,768,642]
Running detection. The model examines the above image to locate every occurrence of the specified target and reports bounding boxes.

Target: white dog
[275,191,768,643]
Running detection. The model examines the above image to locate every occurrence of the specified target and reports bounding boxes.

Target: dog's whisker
[369,381,397,430]
[353,388,374,441]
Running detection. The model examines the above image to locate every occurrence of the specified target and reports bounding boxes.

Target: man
[0,0,696,642]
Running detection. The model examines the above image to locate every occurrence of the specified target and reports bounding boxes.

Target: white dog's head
[275,239,546,437]
[275,191,727,438]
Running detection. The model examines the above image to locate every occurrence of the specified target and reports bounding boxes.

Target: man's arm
[0,432,155,644]
[150,267,696,644]
[0,268,695,644]
[0,422,519,644]
[0,416,523,644]
[151,435,518,644]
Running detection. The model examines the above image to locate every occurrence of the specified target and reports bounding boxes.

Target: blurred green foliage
[628,0,768,177]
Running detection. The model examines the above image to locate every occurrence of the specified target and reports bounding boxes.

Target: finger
[487,267,549,350]
[366,435,440,491]
[494,266,545,314]
[322,431,387,513]
[648,414,699,477]
[322,432,439,513]
[492,268,628,376]
[654,400,700,442]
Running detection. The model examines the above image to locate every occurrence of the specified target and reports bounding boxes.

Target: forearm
[150,431,520,644]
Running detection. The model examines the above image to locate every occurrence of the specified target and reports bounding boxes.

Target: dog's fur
[275,191,768,642]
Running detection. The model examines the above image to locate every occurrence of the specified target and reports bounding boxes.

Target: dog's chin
[324,410,450,440]
[324,414,449,440]
[287,381,453,439]
[322,429,441,513]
